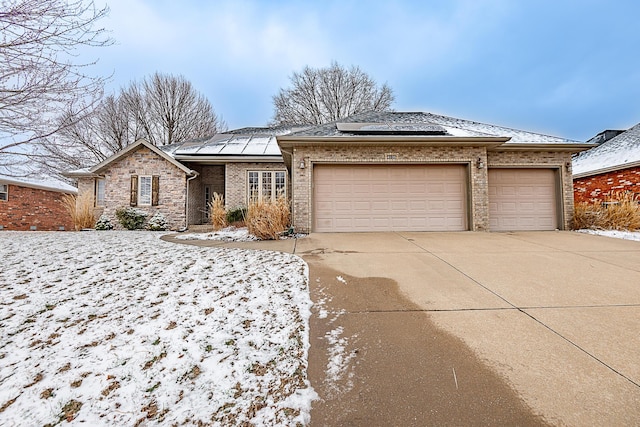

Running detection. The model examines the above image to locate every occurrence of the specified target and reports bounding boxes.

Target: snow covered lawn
[0,231,315,426]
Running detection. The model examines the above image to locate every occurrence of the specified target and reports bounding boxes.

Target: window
[248,171,286,202]
[95,178,105,206]
[130,175,159,207]
[0,184,7,201]
[139,176,152,205]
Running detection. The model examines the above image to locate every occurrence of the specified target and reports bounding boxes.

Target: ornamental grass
[573,191,640,231]
[62,191,95,230]
[246,195,290,240]
[209,192,227,231]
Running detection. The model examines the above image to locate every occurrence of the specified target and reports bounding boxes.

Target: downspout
[184,170,199,231]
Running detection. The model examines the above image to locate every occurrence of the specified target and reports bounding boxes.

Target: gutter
[173,155,284,163]
[184,170,199,231]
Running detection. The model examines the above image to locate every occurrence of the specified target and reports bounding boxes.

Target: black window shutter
[151,175,159,206]
[130,175,138,206]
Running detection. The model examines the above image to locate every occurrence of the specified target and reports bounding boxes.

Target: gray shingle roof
[573,122,640,177]
[288,111,580,144]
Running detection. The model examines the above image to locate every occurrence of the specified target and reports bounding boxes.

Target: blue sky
[90,0,640,141]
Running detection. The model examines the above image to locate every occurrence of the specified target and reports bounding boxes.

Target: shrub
[246,196,290,240]
[573,192,640,231]
[226,207,246,224]
[208,193,227,231]
[62,191,95,230]
[94,215,113,230]
[147,212,168,231]
[115,207,147,230]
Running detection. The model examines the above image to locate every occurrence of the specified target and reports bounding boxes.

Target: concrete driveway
[294,231,640,426]
[166,230,640,425]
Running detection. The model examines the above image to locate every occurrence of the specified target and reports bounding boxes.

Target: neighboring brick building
[573,123,640,203]
[0,175,77,231]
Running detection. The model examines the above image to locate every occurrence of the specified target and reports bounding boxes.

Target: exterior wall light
[299,160,306,169]
[477,157,484,169]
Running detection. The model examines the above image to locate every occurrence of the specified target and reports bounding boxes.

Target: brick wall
[81,146,188,230]
[288,144,575,233]
[573,166,640,203]
[0,184,74,231]
[225,162,288,209]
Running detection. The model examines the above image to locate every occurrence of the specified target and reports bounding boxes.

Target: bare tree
[0,0,112,174]
[124,72,226,146]
[271,62,395,126]
[38,72,226,175]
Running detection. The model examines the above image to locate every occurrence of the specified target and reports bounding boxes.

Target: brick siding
[224,162,288,209]
[78,146,188,230]
[573,166,640,203]
[0,184,74,231]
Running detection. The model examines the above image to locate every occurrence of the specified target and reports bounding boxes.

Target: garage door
[313,164,467,232]
[488,169,558,231]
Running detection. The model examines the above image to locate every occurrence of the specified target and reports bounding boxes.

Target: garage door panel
[489,169,557,231]
[314,164,467,232]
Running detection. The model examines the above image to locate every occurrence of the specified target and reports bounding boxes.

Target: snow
[572,122,640,176]
[0,174,77,193]
[576,229,640,241]
[335,276,347,284]
[175,227,258,242]
[0,231,316,426]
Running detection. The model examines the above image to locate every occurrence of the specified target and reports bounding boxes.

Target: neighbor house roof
[283,111,590,149]
[0,174,77,194]
[572,122,640,178]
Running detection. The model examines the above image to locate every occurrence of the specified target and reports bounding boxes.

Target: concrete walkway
[164,231,640,426]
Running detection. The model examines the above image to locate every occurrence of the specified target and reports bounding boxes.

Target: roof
[573,122,640,178]
[171,126,308,160]
[286,111,585,146]
[64,139,195,178]
[0,174,77,194]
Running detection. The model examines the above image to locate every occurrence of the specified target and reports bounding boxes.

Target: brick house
[573,123,640,203]
[0,175,77,231]
[65,127,294,230]
[278,112,591,233]
[66,112,592,232]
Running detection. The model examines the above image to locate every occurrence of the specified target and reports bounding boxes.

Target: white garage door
[313,164,468,232]
[488,168,558,231]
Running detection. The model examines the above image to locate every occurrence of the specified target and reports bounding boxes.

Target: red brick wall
[573,166,640,203]
[0,184,75,231]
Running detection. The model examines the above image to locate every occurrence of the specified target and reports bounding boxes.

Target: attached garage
[488,168,559,231]
[313,164,468,232]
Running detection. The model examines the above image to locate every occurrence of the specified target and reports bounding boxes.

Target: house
[64,127,297,230]
[572,123,640,203]
[0,174,77,231]
[65,112,592,233]
[279,112,592,233]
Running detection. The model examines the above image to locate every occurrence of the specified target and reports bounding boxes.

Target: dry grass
[62,192,95,230]
[573,192,640,231]
[208,192,227,231]
[246,196,290,240]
